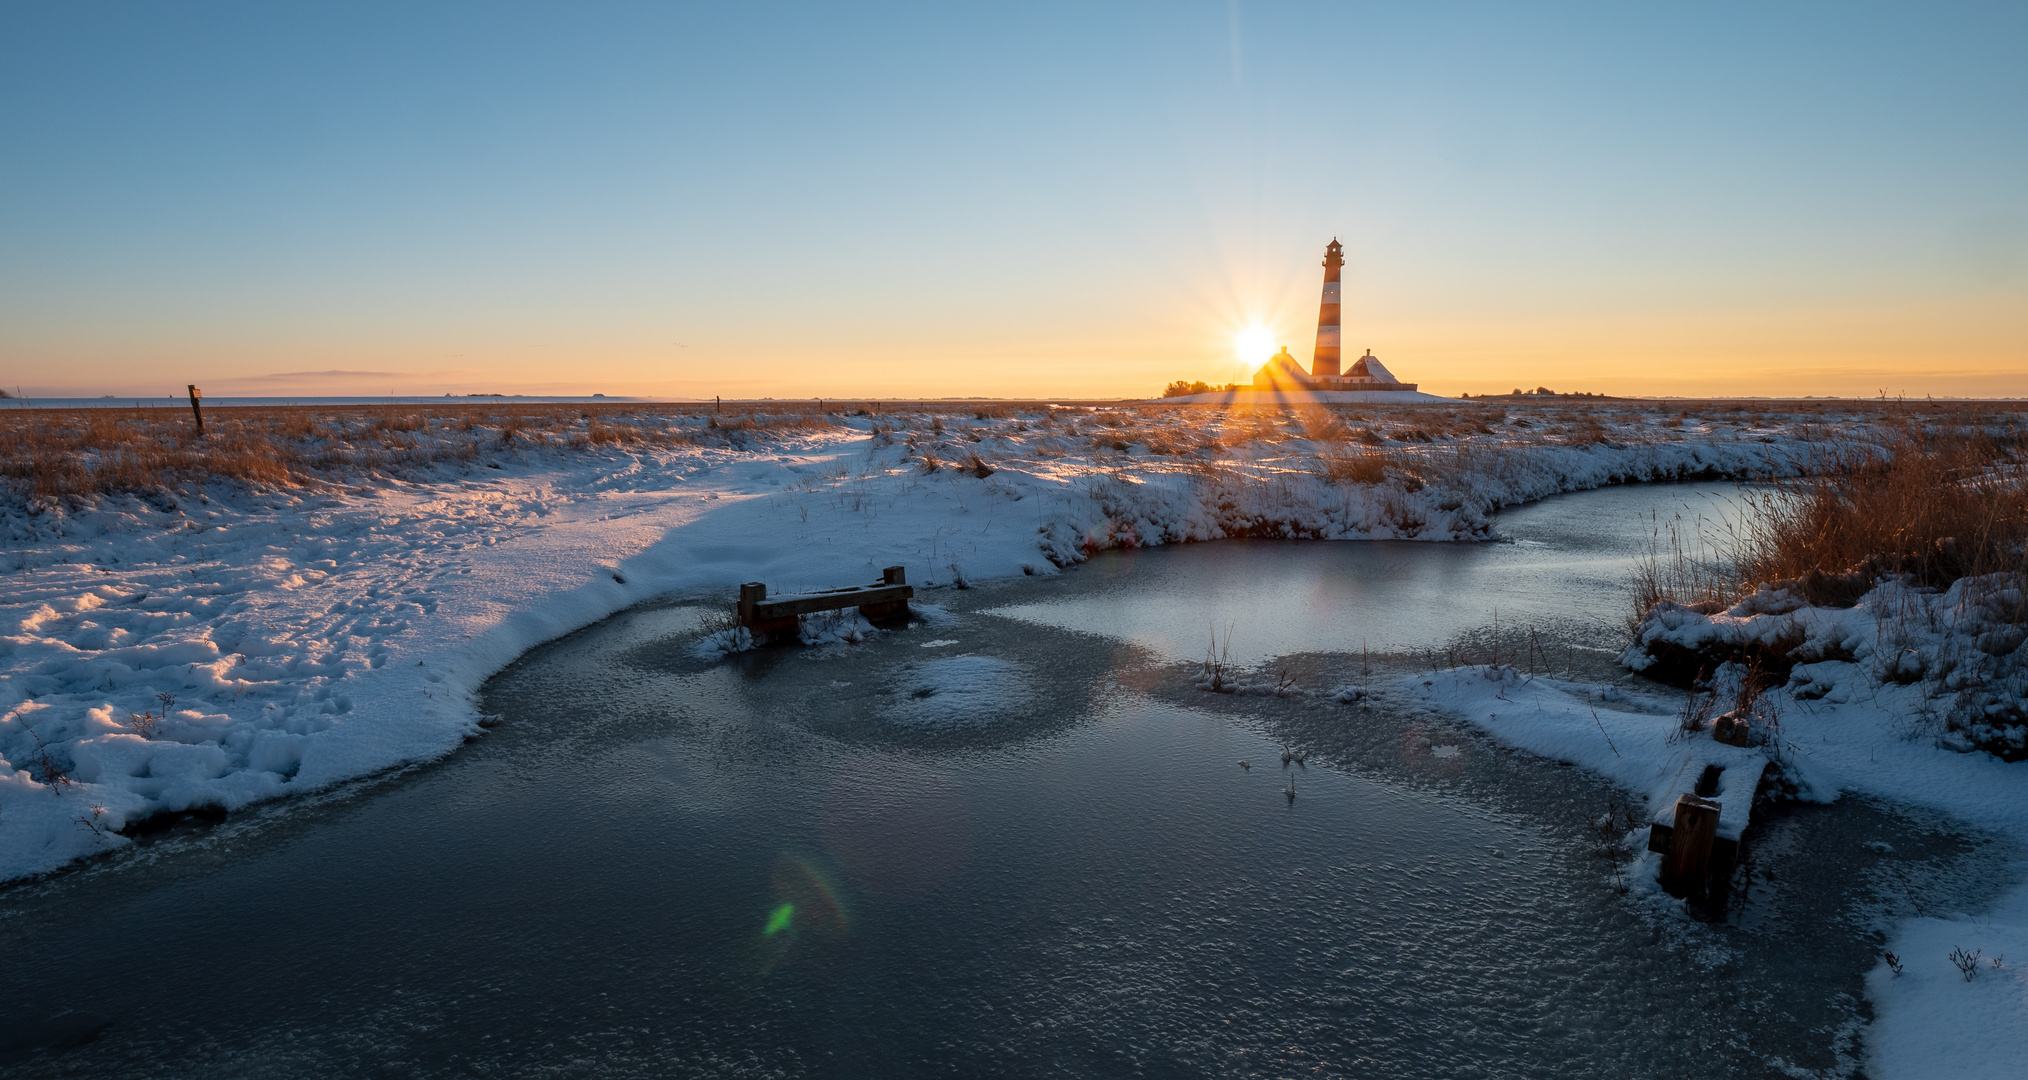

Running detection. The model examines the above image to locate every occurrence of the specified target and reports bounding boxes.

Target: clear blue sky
[2,1,2023,397]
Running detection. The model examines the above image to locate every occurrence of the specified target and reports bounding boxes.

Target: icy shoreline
[1412,574,2028,1079]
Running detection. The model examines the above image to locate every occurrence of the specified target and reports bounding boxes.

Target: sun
[1234,326,1277,365]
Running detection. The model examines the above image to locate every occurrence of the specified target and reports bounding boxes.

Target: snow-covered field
[8,397,2011,1072]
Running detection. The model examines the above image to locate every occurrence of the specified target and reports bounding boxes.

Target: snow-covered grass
[0,402,835,498]
[0,398,1884,885]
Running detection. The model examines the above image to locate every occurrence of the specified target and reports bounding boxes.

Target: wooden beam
[754,583,913,620]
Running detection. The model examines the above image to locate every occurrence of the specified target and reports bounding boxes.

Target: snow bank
[1623,576,2028,760]
[0,404,1849,882]
[1406,667,1769,844]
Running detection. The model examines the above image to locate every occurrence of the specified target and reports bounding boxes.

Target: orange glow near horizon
[7,242,2025,401]
[1233,326,1278,370]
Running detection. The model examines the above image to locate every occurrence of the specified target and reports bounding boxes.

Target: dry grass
[1732,424,2028,595]
[0,405,834,500]
[1315,448,1389,485]
[1630,418,2028,615]
[1140,427,1214,457]
[1298,409,1356,443]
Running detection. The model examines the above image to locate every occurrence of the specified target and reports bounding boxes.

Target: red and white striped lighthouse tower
[1310,238,1344,379]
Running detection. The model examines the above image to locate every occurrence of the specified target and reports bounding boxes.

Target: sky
[1,1,2023,400]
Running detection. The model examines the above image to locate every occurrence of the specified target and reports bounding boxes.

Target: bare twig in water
[1200,622,1235,692]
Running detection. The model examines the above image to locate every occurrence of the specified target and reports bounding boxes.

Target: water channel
[0,484,2011,1078]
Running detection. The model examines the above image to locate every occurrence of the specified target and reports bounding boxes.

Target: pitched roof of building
[1348,352,1400,383]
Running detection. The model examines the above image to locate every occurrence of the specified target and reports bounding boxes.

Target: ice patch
[885,655,1032,727]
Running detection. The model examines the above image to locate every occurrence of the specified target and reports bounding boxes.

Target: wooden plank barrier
[738,566,913,642]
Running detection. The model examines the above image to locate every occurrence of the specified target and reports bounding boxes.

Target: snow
[1409,572,2028,1077]
[1868,890,2028,1080]
[1408,667,1770,842]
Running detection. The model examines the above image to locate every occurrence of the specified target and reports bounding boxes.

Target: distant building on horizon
[1253,239,1417,392]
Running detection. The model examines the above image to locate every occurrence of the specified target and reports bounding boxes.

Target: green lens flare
[763,902,795,936]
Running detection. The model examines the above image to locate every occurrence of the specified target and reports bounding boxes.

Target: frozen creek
[0,484,2011,1078]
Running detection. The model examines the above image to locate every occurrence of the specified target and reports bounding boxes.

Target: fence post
[1660,793,1721,900]
[187,385,204,435]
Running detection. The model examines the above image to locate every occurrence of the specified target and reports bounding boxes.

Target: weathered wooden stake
[187,384,204,435]
[858,566,910,623]
[1659,793,1721,899]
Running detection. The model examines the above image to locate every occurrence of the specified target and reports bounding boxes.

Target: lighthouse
[1310,239,1344,378]
[1247,237,1419,393]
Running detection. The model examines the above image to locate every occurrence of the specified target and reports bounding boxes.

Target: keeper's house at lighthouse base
[1153,238,1452,404]
[1252,348,1419,392]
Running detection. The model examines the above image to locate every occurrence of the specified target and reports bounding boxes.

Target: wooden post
[1659,793,1721,899]
[1712,711,1753,747]
[738,582,765,629]
[187,385,204,435]
[860,566,910,624]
